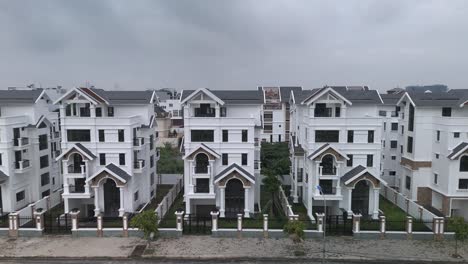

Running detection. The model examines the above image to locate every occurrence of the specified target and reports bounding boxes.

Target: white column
[188,160,194,193]
[209,160,214,194]
[93,187,100,216]
[84,161,90,194]
[347,187,353,217]
[244,187,250,218]
[219,187,225,217]
[372,188,379,219]
[293,158,298,203]
[119,187,125,217]
[90,104,96,118]
[315,161,320,196]
[336,163,341,196]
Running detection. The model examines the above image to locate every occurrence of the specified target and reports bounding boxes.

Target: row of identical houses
[0,87,159,218]
[181,85,468,221]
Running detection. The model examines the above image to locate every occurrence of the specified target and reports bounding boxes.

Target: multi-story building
[55,87,158,217]
[289,86,385,220]
[180,88,263,217]
[259,86,302,143]
[379,93,404,188]
[155,89,183,132]
[0,89,62,214]
[396,89,468,219]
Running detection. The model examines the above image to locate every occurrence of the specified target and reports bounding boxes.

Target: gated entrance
[183,214,212,235]
[44,213,72,234]
[324,214,353,236]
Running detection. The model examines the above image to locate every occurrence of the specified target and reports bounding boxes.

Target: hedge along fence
[155,178,183,223]
[381,185,436,230]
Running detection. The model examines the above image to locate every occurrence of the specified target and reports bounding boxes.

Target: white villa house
[55,87,158,217]
[0,89,62,214]
[180,88,263,217]
[396,89,468,219]
[289,86,386,220]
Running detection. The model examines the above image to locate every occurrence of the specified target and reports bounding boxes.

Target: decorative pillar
[8,213,19,238]
[93,187,100,216]
[418,206,423,221]
[347,188,353,218]
[372,189,379,219]
[33,209,45,231]
[90,104,96,118]
[122,213,129,237]
[211,211,219,232]
[119,187,125,217]
[209,160,214,194]
[175,210,184,232]
[317,213,324,232]
[379,216,386,239]
[70,210,80,231]
[263,214,268,238]
[244,187,250,218]
[406,216,413,239]
[97,214,103,237]
[219,187,225,218]
[237,214,243,238]
[293,159,298,203]
[188,160,194,193]
[335,163,341,196]
[353,214,361,233]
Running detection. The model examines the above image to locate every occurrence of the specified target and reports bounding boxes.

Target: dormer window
[194,104,215,117]
[314,103,331,117]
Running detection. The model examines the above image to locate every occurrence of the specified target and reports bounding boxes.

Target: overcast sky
[1,0,467,92]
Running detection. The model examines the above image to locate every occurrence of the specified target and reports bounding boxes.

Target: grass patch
[158,193,184,228]
[144,185,173,211]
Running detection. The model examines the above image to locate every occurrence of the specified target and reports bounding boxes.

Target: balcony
[320,166,337,176]
[69,185,86,193]
[194,184,210,193]
[67,164,86,177]
[133,159,145,172]
[194,105,215,117]
[133,137,145,148]
[13,137,29,148]
[192,165,211,175]
[14,160,31,172]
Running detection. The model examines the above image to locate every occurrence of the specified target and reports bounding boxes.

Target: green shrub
[283,220,305,242]
[130,211,159,239]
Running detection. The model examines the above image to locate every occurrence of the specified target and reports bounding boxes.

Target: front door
[103,180,120,217]
[225,179,244,218]
[352,180,370,216]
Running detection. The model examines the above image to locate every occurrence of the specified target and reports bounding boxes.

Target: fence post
[316,213,324,232]
[122,213,129,237]
[210,211,219,232]
[33,209,45,232]
[439,217,445,239]
[96,214,103,237]
[46,196,51,211]
[70,210,80,232]
[237,214,243,238]
[433,217,444,240]
[175,210,184,232]
[418,206,423,221]
[263,214,268,238]
[353,214,361,234]
[8,212,19,238]
[379,215,386,239]
[406,216,413,239]
[405,199,410,214]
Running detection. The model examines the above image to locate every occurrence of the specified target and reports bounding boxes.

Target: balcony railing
[321,167,337,176]
[15,160,30,170]
[193,165,210,175]
[133,137,144,147]
[194,185,210,193]
[13,137,29,147]
[321,187,337,195]
[69,185,86,193]
[133,160,145,170]
[194,108,215,117]
[314,108,333,117]
[67,164,86,174]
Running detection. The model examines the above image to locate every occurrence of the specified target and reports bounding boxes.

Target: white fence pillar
[175,211,184,232]
[263,214,268,238]
[406,216,413,238]
[353,214,361,233]
[316,213,324,232]
[70,210,80,231]
[211,211,219,232]
[379,215,386,238]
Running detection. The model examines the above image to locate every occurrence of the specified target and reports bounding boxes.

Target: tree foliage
[261,142,290,175]
[130,211,159,239]
[450,217,468,258]
[157,143,184,174]
[283,220,305,243]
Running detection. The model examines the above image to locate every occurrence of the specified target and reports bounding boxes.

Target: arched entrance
[103,179,120,217]
[225,179,244,218]
[351,180,370,216]
[195,153,209,173]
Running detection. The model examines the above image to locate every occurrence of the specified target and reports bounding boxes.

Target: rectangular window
[222,130,228,142]
[99,153,106,165]
[191,130,214,142]
[242,130,248,142]
[16,191,25,202]
[389,171,396,176]
[434,173,438,185]
[222,154,228,165]
[454,132,460,138]
[442,107,452,117]
[194,104,215,117]
[107,107,114,117]
[407,136,413,153]
[383,122,386,131]
[41,190,50,198]
[436,130,440,141]
[119,153,125,165]
[150,155,154,167]
[149,135,154,150]
[459,179,468,190]
[347,154,353,167]
[315,130,339,143]
[400,145,403,154]
[242,153,247,165]
[401,125,404,134]
[391,156,396,160]
[39,134,48,150]
[335,107,341,117]
[390,140,397,149]
[368,130,374,143]
[150,173,155,185]
[67,129,91,142]
[347,130,354,143]
[314,103,332,117]
[98,130,105,142]
[134,191,139,201]
[0,154,2,165]
[220,107,227,117]
[96,107,102,117]
[41,172,50,186]
[435,153,439,159]
[366,155,373,167]
[379,110,386,117]
[406,176,411,190]
[118,129,124,142]
[40,155,49,168]
[391,123,398,131]
[408,104,415,132]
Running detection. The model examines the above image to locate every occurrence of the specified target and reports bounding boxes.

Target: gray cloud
[0,0,467,91]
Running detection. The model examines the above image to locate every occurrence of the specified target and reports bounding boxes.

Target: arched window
[195,153,209,173]
[460,156,468,171]
[320,154,336,175]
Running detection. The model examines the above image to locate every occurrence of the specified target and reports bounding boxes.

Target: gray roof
[279,87,302,103]
[181,89,264,104]
[214,163,255,183]
[341,165,367,183]
[307,144,330,159]
[89,88,154,105]
[75,143,97,159]
[290,136,304,156]
[380,94,403,105]
[293,87,383,105]
[0,89,43,104]
[106,163,131,182]
[405,90,468,107]
[447,142,468,159]
[155,91,172,102]
[0,170,8,184]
